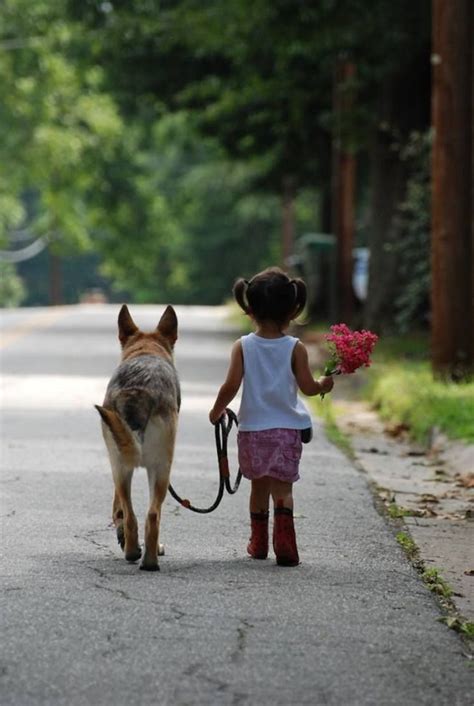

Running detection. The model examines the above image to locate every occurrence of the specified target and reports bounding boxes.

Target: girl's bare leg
[249,476,271,513]
[269,479,294,510]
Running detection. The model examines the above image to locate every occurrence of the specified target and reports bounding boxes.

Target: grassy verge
[396,534,474,643]
[367,365,474,444]
[311,396,355,460]
[363,334,474,445]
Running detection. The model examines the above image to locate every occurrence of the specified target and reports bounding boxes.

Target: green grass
[396,531,418,559]
[422,567,454,599]
[388,503,413,519]
[370,332,430,363]
[367,363,474,444]
[363,333,474,445]
[311,396,355,460]
[440,616,474,639]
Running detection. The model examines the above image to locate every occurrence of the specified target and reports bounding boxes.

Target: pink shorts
[237,428,303,483]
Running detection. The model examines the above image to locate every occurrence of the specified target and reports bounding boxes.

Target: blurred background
[0,0,472,379]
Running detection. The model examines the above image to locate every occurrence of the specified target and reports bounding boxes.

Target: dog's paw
[125,547,142,563]
[158,543,165,556]
[139,561,160,572]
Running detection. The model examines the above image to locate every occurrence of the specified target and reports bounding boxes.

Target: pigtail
[291,278,307,318]
[233,278,250,314]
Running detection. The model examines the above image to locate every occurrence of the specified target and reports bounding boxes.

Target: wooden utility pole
[431,0,473,379]
[332,58,356,323]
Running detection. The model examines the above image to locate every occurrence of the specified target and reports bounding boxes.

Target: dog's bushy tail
[95,405,141,467]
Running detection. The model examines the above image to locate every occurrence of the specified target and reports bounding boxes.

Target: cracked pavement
[1,305,472,705]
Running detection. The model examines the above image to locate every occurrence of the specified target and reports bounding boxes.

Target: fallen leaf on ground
[362,447,389,455]
[455,473,474,489]
[420,507,438,517]
[385,423,410,437]
[419,494,440,504]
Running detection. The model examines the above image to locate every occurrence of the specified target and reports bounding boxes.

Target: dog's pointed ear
[157,305,178,347]
[118,305,138,344]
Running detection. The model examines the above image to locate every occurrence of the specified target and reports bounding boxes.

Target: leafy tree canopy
[0,0,122,252]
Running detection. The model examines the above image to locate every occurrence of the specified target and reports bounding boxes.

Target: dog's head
[118,305,178,359]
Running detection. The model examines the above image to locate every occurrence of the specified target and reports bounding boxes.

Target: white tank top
[238,333,313,431]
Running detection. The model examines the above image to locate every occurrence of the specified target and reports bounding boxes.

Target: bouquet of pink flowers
[322,323,378,396]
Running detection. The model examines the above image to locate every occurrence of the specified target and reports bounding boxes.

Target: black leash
[168,408,242,513]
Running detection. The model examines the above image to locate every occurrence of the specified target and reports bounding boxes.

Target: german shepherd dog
[95,305,180,571]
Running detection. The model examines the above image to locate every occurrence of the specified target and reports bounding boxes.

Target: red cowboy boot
[273,502,299,566]
[247,511,269,559]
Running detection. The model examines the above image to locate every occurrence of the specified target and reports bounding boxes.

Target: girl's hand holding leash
[209,407,225,425]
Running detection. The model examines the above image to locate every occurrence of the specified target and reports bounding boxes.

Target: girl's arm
[292,341,334,396]
[209,340,244,423]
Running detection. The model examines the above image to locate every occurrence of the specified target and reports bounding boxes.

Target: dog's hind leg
[110,460,141,563]
[140,415,177,571]
[116,472,141,562]
[140,474,169,571]
[97,408,141,562]
[112,489,125,549]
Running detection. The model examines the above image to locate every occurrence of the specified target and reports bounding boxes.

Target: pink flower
[324,323,378,376]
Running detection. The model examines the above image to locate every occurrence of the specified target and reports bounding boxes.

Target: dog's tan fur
[96,305,180,571]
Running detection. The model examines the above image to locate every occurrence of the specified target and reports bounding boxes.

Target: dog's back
[105,354,180,436]
[100,355,180,467]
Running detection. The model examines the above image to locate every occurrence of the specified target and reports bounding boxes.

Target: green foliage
[0,0,123,253]
[368,363,474,444]
[95,112,280,303]
[393,130,432,332]
[0,262,26,307]
[361,335,474,444]
[1,0,433,311]
[72,0,430,195]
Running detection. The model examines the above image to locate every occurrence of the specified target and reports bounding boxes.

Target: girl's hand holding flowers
[318,375,334,395]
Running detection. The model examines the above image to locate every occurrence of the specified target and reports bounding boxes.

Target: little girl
[209,267,334,566]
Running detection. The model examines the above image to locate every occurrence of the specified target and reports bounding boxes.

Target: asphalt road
[1,304,472,706]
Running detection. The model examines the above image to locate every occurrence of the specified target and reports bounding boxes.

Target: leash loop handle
[168,408,242,513]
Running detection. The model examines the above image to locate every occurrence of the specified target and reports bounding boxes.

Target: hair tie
[242,280,250,310]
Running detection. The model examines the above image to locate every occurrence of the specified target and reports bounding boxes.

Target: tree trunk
[49,251,63,306]
[364,126,406,332]
[431,0,473,379]
[281,176,296,268]
[332,59,356,323]
[363,18,431,334]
